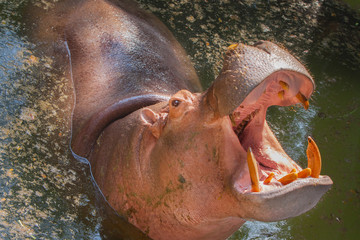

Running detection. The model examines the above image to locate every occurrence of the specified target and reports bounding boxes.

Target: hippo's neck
[130,205,245,240]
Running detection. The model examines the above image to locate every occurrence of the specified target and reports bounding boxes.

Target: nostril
[253,41,271,54]
[254,40,265,46]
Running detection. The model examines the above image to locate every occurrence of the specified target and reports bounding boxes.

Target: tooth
[278,172,298,185]
[230,111,241,127]
[247,147,260,192]
[296,92,309,110]
[279,81,289,90]
[306,136,321,178]
[278,90,285,100]
[298,168,312,178]
[263,172,275,184]
[229,114,236,127]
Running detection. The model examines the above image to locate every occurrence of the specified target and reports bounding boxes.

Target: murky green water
[0,0,359,239]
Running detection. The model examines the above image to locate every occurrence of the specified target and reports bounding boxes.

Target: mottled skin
[33,0,332,239]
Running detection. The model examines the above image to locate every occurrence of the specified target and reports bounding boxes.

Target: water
[0,0,359,239]
[283,58,360,240]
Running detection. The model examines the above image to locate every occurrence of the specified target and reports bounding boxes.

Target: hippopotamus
[33,0,332,239]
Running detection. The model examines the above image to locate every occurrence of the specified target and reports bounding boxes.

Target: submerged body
[33,0,332,239]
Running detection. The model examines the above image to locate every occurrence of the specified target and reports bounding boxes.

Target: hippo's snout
[202,41,332,221]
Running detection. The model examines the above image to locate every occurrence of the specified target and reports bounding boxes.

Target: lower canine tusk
[306,136,321,178]
[296,92,309,110]
[247,147,260,192]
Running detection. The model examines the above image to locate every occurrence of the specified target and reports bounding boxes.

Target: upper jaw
[206,41,315,117]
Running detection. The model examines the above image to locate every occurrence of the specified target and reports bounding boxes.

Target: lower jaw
[232,175,333,222]
[235,124,323,194]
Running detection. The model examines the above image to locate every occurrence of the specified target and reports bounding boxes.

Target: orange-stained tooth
[247,147,260,192]
[298,168,312,178]
[278,90,285,100]
[279,81,289,90]
[296,92,309,110]
[278,172,298,185]
[307,136,321,178]
[229,114,236,127]
[263,172,275,184]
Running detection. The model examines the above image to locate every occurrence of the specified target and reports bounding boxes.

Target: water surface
[0,0,359,239]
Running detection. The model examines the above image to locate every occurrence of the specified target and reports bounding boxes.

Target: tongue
[246,136,323,190]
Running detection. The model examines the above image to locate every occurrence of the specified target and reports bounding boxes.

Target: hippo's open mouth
[202,41,333,221]
[227,70,332,220]
[230,71,313,193]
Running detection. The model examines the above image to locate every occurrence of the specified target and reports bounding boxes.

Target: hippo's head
[90,41,332,239]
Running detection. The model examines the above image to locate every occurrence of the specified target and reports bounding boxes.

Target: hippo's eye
[171,99,181,107]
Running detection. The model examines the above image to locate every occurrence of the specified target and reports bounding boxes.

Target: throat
[233,105,267,146]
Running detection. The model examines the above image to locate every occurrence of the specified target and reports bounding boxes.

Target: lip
[233,175,333,221]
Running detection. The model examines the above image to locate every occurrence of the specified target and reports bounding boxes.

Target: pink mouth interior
[231,71,314,193]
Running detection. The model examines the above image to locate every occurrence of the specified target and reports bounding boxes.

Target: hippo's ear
[140,108,162,138]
